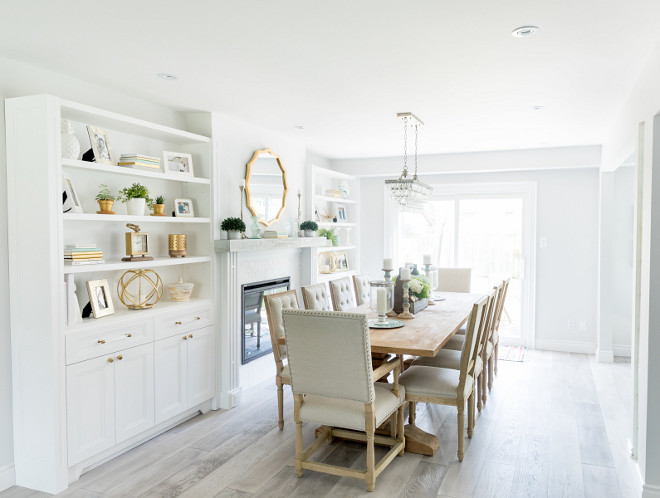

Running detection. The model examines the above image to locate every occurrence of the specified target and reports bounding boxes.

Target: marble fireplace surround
[214,237,329,408]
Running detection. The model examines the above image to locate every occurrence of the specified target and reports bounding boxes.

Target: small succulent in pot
[95,184,115,213]
[221,217,247,240]
[300,220,318,237]
[153,195,166,216]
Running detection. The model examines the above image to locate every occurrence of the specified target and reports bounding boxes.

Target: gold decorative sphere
[117,269,163,310]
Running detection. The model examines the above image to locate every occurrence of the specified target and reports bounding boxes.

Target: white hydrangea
[409,279,423,296]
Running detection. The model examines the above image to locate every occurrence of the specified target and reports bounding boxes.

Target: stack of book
[64,244,104,266]
[118,154,161,171]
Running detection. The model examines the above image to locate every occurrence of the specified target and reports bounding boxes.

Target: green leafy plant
[300,220,318,231]
[95,184,115,201]
[155,195,165,205]
[318,227,338,246]
[117,182,153,209]
[393,274,431,301]
[221,217,246,232]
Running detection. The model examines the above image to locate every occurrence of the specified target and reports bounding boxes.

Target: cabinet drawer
[155,306,211,340]
[66,320,153,365]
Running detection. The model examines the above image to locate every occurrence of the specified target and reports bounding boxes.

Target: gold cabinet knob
[194,316,201,320]
[108,357,114,363]
[98,339,106,344]
[175,321,183,325]
[126,333,132,337]
[189,334,194,339]
[183,336,188,340]
[117,355,123,360]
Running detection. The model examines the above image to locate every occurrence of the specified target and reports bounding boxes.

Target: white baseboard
[596,348,615,363]
[613,344,632,357]
[534,338,596,354]
[0,463,15,492]
[643,483,660,497]
[219,387,242,409]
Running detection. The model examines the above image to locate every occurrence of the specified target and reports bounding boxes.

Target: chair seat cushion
[493,329,499,344]
[486,341,494,358]
[444,334,465,351]
[412,351,483,377]
[280,363,291,382]
[399,365,473,399]
[299,383,405,432]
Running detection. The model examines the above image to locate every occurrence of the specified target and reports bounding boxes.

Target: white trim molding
[596,348,615,363]
[0,463,15,492]
[643,483,660,498]
[535,339,596,354]
[613,344,632,357]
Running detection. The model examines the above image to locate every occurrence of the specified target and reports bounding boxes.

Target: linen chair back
[264,290,300,365]
[301,283,333,311]
[493,278,510,332]
[457,296,488,392]
[329,276,357,311]
[435,268,472,293]
[282,310,374,403]
[352,274,371,306]
[486,282,504,343]
[473,289,497,368]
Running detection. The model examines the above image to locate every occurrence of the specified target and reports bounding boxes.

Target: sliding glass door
[391,183,536,346]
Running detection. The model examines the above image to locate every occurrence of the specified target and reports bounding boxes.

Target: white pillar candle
[401,268,411,280]
[376,287,387,313]
[423,254,432,265]
[383,257,393,269]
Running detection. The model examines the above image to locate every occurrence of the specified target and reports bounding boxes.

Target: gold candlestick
[398,278,415,319]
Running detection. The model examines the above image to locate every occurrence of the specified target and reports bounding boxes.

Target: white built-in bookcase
[307,165,360,282]
[5,95,216,493]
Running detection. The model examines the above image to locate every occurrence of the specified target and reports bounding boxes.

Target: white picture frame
[163,151,194,177]
[86,279,115,318]
[62,174,83,213]
[173,198,194,217]
[86,125,116,165]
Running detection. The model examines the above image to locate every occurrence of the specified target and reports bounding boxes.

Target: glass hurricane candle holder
[369,280,395,327]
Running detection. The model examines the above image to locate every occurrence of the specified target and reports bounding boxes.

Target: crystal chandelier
[385,112,431,211]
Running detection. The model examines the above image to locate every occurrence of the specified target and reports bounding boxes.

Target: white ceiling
[2,1,660,159]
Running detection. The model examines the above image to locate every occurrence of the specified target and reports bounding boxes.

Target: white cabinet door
[115,343,154,443]
[187,326,215,407]
[154,334,188,424]
[66,355,115,465]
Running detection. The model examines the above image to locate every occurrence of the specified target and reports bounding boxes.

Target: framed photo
[86,125,116,165]
[62,174,83,213]
[335,252,350,271]
[86,279,115,318]
[337,205,346,221]
[318,251,338,274]
[173,198,194,217]
[163,151,194,176]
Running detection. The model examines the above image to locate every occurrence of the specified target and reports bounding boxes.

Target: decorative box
[393,277,428,314]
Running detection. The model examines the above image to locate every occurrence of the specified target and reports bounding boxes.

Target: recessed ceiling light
[531,106,544,110]
[157,73,177,80]
[512,26,539,38]
[293,125,305,130]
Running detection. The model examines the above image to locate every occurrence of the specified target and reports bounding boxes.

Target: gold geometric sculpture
[117,269,163,310]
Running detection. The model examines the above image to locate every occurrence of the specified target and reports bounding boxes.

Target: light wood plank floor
[2,350,640,498]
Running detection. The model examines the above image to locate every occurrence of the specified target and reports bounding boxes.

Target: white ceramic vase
[304,230,315,237]
[61,119,80,160]
[126,198,146,216]
[228,230,242,240]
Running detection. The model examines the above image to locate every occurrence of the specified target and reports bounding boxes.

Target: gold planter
[97,199,114,214]
[152,203,166,216]
[168,234,187,257]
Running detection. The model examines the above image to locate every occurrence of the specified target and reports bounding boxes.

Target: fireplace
[241,277,290,364]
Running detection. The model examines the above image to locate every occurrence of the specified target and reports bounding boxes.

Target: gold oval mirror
[245,148,288,226]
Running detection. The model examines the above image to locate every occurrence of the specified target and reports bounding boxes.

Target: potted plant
[300,220,318,237]
[318,227,338,246]
[221,217,246,240]
[152,195,166,216]
[95,184,115,214]
[118,182,153,216]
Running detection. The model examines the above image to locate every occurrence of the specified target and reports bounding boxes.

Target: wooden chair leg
[494,341,499,374]
[409,401,416,425]
[488,355,494,391]
[481,370,487,407]
[477,374,483,412]
[397,404,405,456]
[276,377,284,430]
[365,404,375,491]
[390,412,397,438]
[457,404,465,462]
[294,394,303,477]
[467,393,475,438]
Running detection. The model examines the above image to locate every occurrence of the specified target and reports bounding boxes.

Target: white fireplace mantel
[214,237,330,252]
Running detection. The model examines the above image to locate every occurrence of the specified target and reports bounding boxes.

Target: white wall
[353,168,600,352]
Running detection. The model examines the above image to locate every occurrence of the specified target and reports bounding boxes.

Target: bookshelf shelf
[63,158,211,184]
[63,256,211,274]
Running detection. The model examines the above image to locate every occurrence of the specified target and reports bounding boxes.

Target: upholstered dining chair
[412,288,497,413]
[263,289,300,430]
[329,276,357,311]
[352,274,371,306]
[492,278,510,376]
[301,283,333,311]
[282,309,406,491]
[435,267,472,293]
[399,295,487,461]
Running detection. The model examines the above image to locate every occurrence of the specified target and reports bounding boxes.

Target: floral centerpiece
[393,274,431,313]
